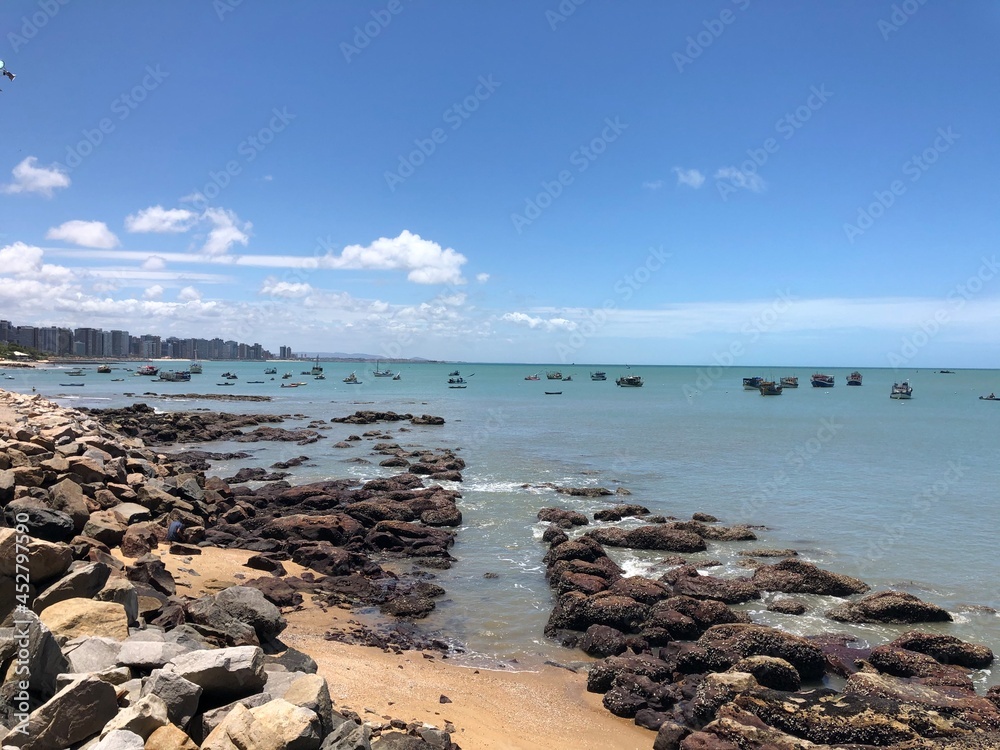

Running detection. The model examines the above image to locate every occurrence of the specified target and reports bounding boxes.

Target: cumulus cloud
[2,157,71,197]
[0,242,74,283]
[143,284,164,299]
[500,312,577,332]
[642,179,664,190]
[142,256,166,271]
[260,277,314,298]
[714,167,766,193]
[178,286,202,301]
[201,208,251,256]
[476,273,490,284]
[673,167,706,189]
[46,220,120,249]
[322,230,467,285]
[125,205,198,233]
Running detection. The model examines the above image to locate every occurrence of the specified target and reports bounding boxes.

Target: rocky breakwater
[538,503,1000,749]
[0,390,462,748]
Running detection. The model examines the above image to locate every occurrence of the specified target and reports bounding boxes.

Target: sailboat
[189,347,203,374]
[310,356,324,376]
[372,360,394,377]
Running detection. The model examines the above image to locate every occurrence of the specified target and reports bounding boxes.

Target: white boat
[590,371,607,381]
[890,380,913,399]
[372,360,394,377]
[616,375,643,387]
[310,356,324,376]
[344,372,361,384]
[136,364,158,376]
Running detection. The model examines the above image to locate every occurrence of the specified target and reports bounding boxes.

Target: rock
[739,548,797,558]
[100,693,170,740]
[827,590,953,624]
[32,560,111,614]
[245,554,287,575]
[283,674,336,736]
[95,578,141,624]
[652,720,691,750]
[866,644,973,688]
[593,504,650,522]
[0,529,73,584]
[214,585,287,641]
[766,598,807,615]
[201,699,322,750]
[3,504,75,543]
[699,704,822,750]
[38,597,130,641]
[47,477,91,532]
[266,647,318,675]
[144,724,200,750]
[117,639,191,670]
[126,554,176,596]
[537,507,589,528]
[661,566,760,604]
[120,522,161,558]
[2,675,118,750]
[751,559,869,597]
[63,635,122,674]
[699,623,827,681]
[729,656,801,691]
[889,630,994,669]
[166,645,266,700]
[3,610,68,700]
[141,669,203,731]
[692,671,759,723]
[613,525,707,553]
[90,730,146,749]
[82,509,130,548]
[578,624,628,658]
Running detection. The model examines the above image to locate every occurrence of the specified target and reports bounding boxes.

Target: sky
[1,0,999,366]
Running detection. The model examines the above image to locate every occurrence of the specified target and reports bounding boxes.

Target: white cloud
[260,277,314,298]
[500,312,577,332]
[126,205,198,233]
[0,242,74,283]
[673,167,706,189]
[178,286,202,301]
[201,207,251,256]
[46,220,119,249]
[476,273,490,284]
[142,256,166,271]
[324,230,467,285]
[714,167,766,193]
[143,284,164,299]
[642,179,664,190]
[2,157,71,197]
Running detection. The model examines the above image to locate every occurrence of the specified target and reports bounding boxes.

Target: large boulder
[82,509,129,548]
[201,699,322,750]
[1,610,69,700]
[2,675,118,750]
[0,529,73,584]
[47,477,91,532]
[699,623,827,681]
[601,524,707,553]
[890,631,994,669]
[141,669,203,731]
[38,598,130,641]
[827,591,952,624]
[213,586,287,641]
[166,645,266,701]
[2,503,75,543]
[752,559,869,597]
[32,561,111,614]
[100,693,171,741]
[661,565,760,604]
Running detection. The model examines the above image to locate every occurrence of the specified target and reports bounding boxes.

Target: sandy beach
[145,545,654,750]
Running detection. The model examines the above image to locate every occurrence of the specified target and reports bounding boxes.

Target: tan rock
[0,528,73,583]
[144,724,199,750]
[201,699,321,750]
[39,597,130,641]
[100,693,170,740]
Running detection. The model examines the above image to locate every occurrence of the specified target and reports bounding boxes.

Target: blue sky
[1,0,999,366]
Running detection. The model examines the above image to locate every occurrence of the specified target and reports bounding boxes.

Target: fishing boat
[616,375,643,387]
[372,360,394,377]
[264,367,277,375]
[343,372,361,384]
[111,378,124,382]
[392,373,401,380]
[157,370,191,382]
[448,370,460,377]
[811,373,835,387]
[758,381,783,396]
[65,370,86,377]
[590,371,607,381]
[282,372,292,379]
[742,376,764,390]
[546,371,563,380]
[847,371,863,386]
[448,377,465,384]
[524,373,540,381]
[136,364,159,376]
[979,394,999,401]
[281,382,306,388]
[544,391,562,395]
[890,380,913,399]
[314,374,325,380]
[247,380,265,384]
[59,383,85,387]
[449,385,467,389]
[97,364,111,374]
[563,375,572,382]
[780,376,798,388]
[221,372,238,380]
[310,357,324,376]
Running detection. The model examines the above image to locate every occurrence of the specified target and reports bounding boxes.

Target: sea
[6,360,999,688]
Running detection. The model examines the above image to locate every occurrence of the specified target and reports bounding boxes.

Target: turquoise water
[9,361,999,685]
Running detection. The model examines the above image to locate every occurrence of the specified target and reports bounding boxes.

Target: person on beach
[166,519,184,541]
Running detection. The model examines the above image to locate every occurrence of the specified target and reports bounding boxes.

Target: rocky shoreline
[1,392,463,749]
[2,390,1000,749]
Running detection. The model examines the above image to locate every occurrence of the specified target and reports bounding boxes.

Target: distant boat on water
[780,376,798,388]
[811,374,835,387]
[343,372,361,384]
[372,360,394,377]
[890,380,913,399]
[758,381,783,396]
[847,371,863,386]
[546,371,563,380]
[743,376,764,390]
[97,365,111,374]
[590,371,607,381]
[524,373,540,380]
[616,375,643,387]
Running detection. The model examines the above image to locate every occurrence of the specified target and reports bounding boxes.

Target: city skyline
[2,3,998,367]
